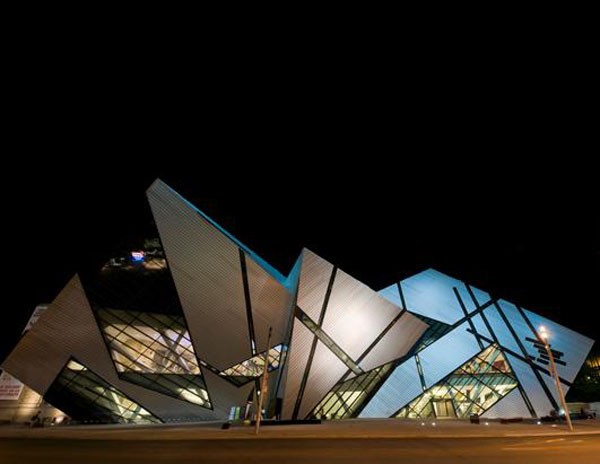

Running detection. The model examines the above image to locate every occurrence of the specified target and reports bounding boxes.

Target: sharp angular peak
[147,178,292,288]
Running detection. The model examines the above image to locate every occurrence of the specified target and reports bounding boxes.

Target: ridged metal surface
[418,322,486,388]
[281,320,313,419]
[244,253,292,352]
[505,353,555,418]
[518,305,594,383]
[483,306,522,355]
[359,315,428,372]
[482,387,532,419]
[470,313,492,340]
[296,249,333,321]
[384,269,491,325]
[298,340,348,419]
[359,357,422,418]
[147,180,251,371]
[1,276,217,422]
[322,269,402,361]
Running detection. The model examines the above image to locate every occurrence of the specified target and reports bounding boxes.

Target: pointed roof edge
[148,178,301,289]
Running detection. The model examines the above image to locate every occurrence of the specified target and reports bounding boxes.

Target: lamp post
[538,326,573,432]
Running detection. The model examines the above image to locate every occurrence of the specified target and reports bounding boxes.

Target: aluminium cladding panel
[321,269,403,361]
[470,313,493,340]
[1,275,217,422]
[201,368,254,419]
[359,357,423,418]
[244,253,292,351]
[511,302,594,383]
[417,322,486,389]
[358,314,429,372]
[389,269,491,325]
[481,388,533,419]
[505,353,556,418]
[282,320,314,419]
[147,180,252,371]
[297,340,349,419]
[482,305,523,356]
[296,249,334,321]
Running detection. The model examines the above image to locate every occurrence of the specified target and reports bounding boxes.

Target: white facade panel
[482,388,531,419]
[281,321,313,419]
[418,322,486,388]
[322,269,402,361]
[359,315,428,372]
[506,353,555,418]
[296,249,333,322]
[359,357,422,418]
[147,179,252,371]
[298,340,348,419]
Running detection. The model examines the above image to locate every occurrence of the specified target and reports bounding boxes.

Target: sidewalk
[1,418,600,441]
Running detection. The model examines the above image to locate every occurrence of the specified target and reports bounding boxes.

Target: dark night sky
[2,40,598,363]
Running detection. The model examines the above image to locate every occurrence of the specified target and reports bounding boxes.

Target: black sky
[2,37,598,363]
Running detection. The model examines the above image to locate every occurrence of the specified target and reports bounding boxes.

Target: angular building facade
[1,179,594,424]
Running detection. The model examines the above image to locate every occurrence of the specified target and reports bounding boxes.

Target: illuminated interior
[396,345,518,419]
[97,308,211,408]
[44,359,160,424]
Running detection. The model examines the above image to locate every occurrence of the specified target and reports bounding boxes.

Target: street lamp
[538,326,573,432]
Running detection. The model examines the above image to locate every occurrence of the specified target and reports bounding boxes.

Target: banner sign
[0,371,24,401]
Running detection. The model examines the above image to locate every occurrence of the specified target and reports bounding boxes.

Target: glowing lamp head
[539,326,549,340]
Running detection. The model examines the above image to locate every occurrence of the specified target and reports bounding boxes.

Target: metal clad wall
[482,388,532,419]
[483,306,523,355]
[394,269,490,324]
[296,249,333,321]
[359,357,422,418]
[282,321,313,419]
[244,254,291,351]
[519,307,594,383]
[147,180,251,370]
[418,322,486,388]
[471,313,492,340]
[359,316,428,372]
[201,368,254,419]
[506,353,555,418]
[1,276,217,422]
[322,269,401,361]
[298,340,348,419]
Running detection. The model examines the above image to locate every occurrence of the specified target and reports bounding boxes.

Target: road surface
[1,434,599,464]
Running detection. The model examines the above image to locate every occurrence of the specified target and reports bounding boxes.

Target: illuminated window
[219,344,286,386]
[44,359,160,424]
[97,309,211,408]
[396,345,518,419]
[311,363,393,420]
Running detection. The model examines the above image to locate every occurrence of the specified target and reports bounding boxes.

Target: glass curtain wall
[396,344,518,419]
[97,308,211,408]
[44,359,160,424]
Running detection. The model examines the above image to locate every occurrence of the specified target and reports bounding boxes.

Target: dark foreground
[1,435,599,464]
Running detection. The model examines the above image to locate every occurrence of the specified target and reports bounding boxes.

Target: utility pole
[255,327,272,435]
[538,326,573,432]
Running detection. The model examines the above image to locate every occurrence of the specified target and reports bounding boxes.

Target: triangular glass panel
[396,344,518,419]
[44,359,160,424]
[96,308,211,408]
[310,363,394,420]
[219,344,286,386]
